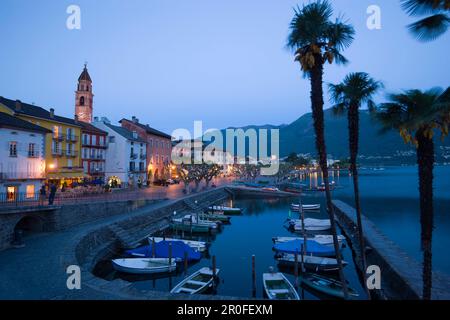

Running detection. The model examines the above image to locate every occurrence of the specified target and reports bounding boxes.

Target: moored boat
[112,258,177,274]
[273,239,337,257]
[208,206,242,215]
[125,241,202,261]
[148,237,208,252]
[276,253,348,272]
[170,267,220,294]
[273,235,345,247]
[201,213,231,223]
[290,204,321,211]
[171,222,211,233]
[300,273,359,299]
[262,272,300,300]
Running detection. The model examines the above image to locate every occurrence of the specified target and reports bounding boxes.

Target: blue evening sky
[0,0,449,135]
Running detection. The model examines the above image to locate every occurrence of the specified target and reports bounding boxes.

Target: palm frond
[408,13,450,41]
[401,0,447,16]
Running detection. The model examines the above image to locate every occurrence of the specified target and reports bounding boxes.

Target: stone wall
[333,200,450,300]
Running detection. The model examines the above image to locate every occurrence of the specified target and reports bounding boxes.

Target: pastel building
[93,118,147,188]
[120,117,172,182]
[0,112,50,200]
[0,96,85,186]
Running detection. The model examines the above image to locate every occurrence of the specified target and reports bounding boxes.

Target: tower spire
[75,64,94,123]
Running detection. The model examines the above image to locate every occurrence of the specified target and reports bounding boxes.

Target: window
[99,136,105,146]
[26,185,35,199]
[139,162,145,172]
[28,143,36,157]
[109,136,115,143]
[83,161,88,173]
[80,96,85,106]
[149,139,153,148]
[67,159,73,168]
[92,135,97,145]
[129,162,136,172]
[9,142,17,157]
[82,134,89,145]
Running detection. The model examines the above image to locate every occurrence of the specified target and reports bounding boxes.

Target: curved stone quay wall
[333,200,450,300]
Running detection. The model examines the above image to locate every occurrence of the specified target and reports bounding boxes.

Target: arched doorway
[14,216,44,236]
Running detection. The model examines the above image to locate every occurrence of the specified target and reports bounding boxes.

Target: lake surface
[331,165,450,276]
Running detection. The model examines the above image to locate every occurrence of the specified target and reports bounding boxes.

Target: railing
[140,154,146,160]
[0,188,168,209]
[82,141,107,148]
[52,149,63,157]
[52,134,64,141]
[130,153,138,160]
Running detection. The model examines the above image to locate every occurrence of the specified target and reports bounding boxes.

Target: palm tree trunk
[348,105,370,298]
[416,130,435,300]
[310,58,349,299]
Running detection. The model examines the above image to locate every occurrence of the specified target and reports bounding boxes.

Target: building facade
[79,122,107,181]
[93,118,147,188]
[120,117,172,182]
[0,97,84,187]
[0,112,50,200]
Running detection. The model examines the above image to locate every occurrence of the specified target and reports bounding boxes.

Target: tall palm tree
[375,87,450,300]
[401,0,450,41]
[287,0,355,298]
[329,72,383,297]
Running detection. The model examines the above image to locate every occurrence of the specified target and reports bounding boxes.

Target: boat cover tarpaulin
[125,240,202,261]
[273,239,335,257]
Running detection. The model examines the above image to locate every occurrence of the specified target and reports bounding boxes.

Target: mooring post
[168,241,172,266]
[252,255,256,297]
[184,251,188,275]
[152,237,156,258]
[294,252,299,288]
[212,255,217,290]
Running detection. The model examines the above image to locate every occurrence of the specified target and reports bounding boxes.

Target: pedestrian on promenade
[48,183,57,205]
[39,184,46,206]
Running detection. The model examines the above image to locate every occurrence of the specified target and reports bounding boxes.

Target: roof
[78,121,108,135]
[0,96,81,127]
[0,112,52,134]
[78,65,92,82]
[120,118,172,139]
[104,123,147,143]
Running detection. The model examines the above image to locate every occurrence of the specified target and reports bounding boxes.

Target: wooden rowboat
[112,258,177,274]
[300,273,359,299]
[263,272,300,300]
[170,267,220,294]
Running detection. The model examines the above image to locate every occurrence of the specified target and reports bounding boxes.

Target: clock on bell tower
[75,64,94,123]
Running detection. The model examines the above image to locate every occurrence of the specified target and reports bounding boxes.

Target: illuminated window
[9,142,17,157]
[26,185,35,199]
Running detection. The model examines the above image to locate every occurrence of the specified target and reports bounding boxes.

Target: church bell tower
[75,64,94,123]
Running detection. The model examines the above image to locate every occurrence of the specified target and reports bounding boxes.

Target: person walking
[39,184,46,206]
[48,183,57,205]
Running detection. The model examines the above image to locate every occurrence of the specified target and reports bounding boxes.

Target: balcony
[52,149,63,157]
[82,141,107,148]
[130,153,138,160]
[66,134,79,142]
[52,134,64,141]
[0,172,45,181]
[66,150,79,158]
[140,154,147,160]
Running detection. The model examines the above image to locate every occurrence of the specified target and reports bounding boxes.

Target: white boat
[293,223,331,232]
[112,258,177,274]
[262,272,300,300]
[208,206,242,215]
[288,218,331,231]
[273,235,345,247]
[173,215,219,229]
[276,253,348,272]
[148,237,207,252]
[290,204,321,211]
[170,267,220,294]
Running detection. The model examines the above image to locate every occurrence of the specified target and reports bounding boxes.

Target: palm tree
[401,0,450,41]
[375,87,450,300]
[329,72,383,297]
[287,0,355,298]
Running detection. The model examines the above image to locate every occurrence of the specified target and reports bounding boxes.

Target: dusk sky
[1,0,449,135]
